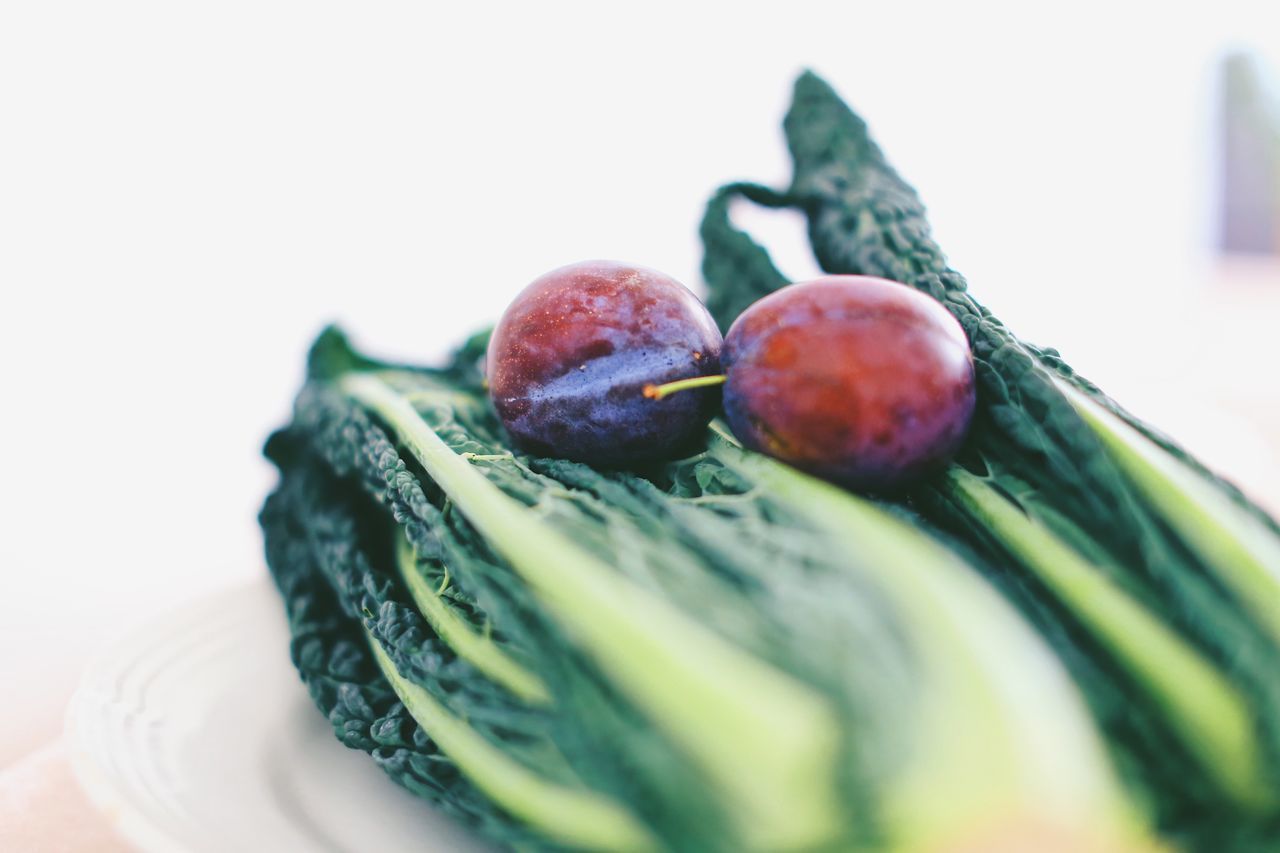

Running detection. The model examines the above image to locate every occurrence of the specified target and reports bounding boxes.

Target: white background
[3,2,1279,766]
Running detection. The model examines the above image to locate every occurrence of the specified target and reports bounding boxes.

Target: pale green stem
[341,374,843,850]
[945,466,1267,809]
[1058,381,1280,648]
[394,531,550,705]
[367,632,655,851]
[706,424,1146,851]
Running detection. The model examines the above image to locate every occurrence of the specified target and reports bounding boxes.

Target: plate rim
[64,579,276,853]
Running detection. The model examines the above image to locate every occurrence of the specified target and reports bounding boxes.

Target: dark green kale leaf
[698,70,1280,848]
[260,452,546,845]
[265,324,1158,850]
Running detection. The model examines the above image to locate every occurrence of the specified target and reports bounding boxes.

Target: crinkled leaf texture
[698,69,1280,850]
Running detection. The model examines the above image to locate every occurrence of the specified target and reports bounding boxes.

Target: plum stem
[643,374,727,400]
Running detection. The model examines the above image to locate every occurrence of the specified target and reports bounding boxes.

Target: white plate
[66,579,485,853]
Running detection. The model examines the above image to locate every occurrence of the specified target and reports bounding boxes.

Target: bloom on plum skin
[487,260,724,467]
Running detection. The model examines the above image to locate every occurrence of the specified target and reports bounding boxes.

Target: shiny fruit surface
[487,260,723,466]
[722,275,975,491]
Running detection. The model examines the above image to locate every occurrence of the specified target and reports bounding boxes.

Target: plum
[486,260,723,466]
[721,275,975,491]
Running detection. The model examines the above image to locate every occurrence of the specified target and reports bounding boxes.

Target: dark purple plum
[486,260,723,466]
[722,275,975,491]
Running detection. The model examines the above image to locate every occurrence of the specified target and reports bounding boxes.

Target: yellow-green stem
[643,374,727,400]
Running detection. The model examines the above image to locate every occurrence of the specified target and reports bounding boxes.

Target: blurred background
[1,1,1278,769]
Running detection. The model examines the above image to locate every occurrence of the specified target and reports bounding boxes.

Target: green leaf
[707,427,1146,849]
[944,466,1266,807]
[699,68,1280,844]
[367,629,656,851]
[394,529,551,705]
[340,372,844,851]
[1059,382,1280,648]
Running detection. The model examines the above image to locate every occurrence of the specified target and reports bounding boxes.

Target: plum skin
[486,260,723,466]
[722,275,976,491]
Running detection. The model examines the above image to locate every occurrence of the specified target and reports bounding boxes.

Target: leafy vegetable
[340,369,844,850]
[699,69,1280,847]
[1058,383,1280,647]
[260,67,1280,852]
[943,466,1260,804]
[393,528,550,706]
[366,633,655,850]
[706,425,1142,849]
[262,327,1150,851]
